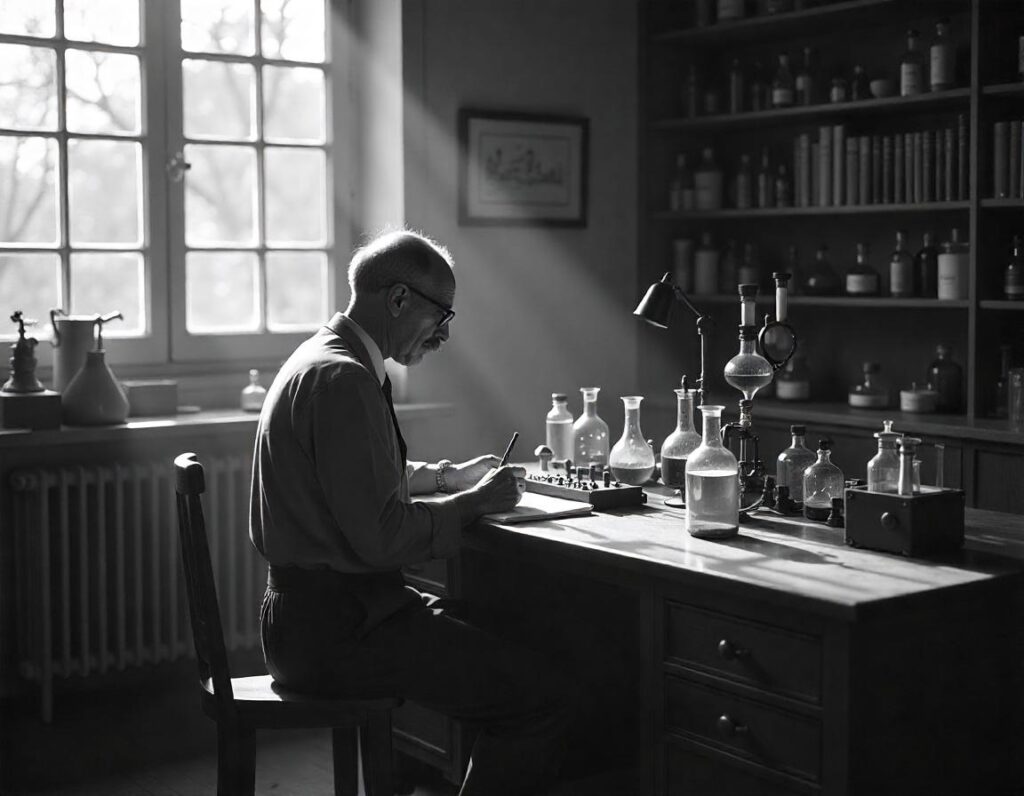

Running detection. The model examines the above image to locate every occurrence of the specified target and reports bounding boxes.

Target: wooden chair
[174,452,399,796]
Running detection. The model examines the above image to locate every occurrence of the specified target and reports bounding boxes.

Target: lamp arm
[671,285,705,321]
[671,284,710,406]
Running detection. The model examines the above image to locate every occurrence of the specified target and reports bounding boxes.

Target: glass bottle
[900,29,924,97]
[694,147,724,210]
[685,405,739,539]
[776,424,817,502]
[609,396,656,486]
[734,154,753,209]
[897,436,922,496]
[694,231,720,295]
[937,227,969,300]
[796,46,816,106]
[573,387,609,467]
[737,242,761,288]
[718,238,738,294]
[545,393,574,460]
[849,362,890,409]
[660,388,702,491]
[775,353,810,401]
[889,230,916,298]
[845,242,880,297]
[930,17,955,92]
[866,419,901,493]
[804,244,841,295]
[241,368,267,412]
[1005,235,1024,300]
[850,64,870,101]
[771,53,795,108]
[994,344,1013,418]
[729,58,745,114]
[803,438,844,521]
[668,153,694,212]
[774,163,792,208]
[829,76,847,103]
[915,231,939,298]
[749,60,766,112]
[756,148,774,209]
[927,344,963,413]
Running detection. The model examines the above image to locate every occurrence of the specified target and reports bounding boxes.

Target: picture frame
[458,109,589,227]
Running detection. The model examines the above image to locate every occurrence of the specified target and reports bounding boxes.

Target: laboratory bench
[401,482,1024,795]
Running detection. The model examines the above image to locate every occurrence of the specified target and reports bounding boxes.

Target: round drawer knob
[717,639,748,660]
[880,511,899,530]
[716,714,748,738]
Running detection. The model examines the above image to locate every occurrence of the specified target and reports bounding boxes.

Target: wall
[399,0,640,461]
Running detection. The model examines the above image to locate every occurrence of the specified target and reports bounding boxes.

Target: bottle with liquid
[927,344,963,413]
[545,393,574,460]
[1005,235,1024,300]
[776,424,817,502]
[734,154,753,209]
[609,396,656,486]
[724,325,774,402]
[749,60,767,112]
[241,368,267,412]
[900,29,924,96]
[866,419,901,493]
[889,230,916,297]
[729,58,745,114]
[694,231,720,295]
[850,64,870,101]
[796,46,816,105]
[737,242,761,288]
[771,53,796,108]
[829,76,848,103]
[694,147,724,210]
[930,17,955,92]
[669,154,694,212]
[573,387,609,467]
[849,362,890,408]
[660,387,702,492]
[775,353,810,401]
[937,227,969,300]
[685,404,739,539]
[775,163,792,207]
[994,344,1014,418]
[803,438,845,521]
[916,231,939,298]
[756,148,774,209]
[719,239,738,294]
[804,244,841,295]
[846,242,880,296]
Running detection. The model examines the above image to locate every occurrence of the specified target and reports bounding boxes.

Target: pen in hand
[498,431,519,467]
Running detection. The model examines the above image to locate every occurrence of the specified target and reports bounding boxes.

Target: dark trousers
[260,566,576,796]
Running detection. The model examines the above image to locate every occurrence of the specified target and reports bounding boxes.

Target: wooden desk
[458,486,1024,795]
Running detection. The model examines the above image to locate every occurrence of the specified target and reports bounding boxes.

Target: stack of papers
[483,491,593,524]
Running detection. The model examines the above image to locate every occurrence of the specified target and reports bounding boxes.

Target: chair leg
[332,726,360,796]
[217,721,256,796]
[360,710,395,796]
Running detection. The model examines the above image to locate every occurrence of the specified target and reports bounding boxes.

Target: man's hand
[446,454,501,492]
[448,465,526,524]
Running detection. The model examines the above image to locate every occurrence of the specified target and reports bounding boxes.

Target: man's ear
[386,284,408,318]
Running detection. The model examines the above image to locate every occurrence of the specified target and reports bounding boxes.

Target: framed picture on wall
[458,109,589,227]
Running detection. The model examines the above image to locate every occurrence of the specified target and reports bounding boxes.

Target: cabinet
[639,0,1024,429]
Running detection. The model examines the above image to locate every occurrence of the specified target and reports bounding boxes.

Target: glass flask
[848,362,890,409]
[545,393,574,460]
[804,244,841,295]
[926,344,963,413]
[866,419,901,493]
[685,405,739,539]
[776,424,817,502]
[573,387,609,467]
[240,368,267,412]
[845,242,880,297]
[661,388,702,500]
[803,439,845,521]
[609,396,656,486]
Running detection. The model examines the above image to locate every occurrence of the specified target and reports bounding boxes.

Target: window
[0,0,342,364]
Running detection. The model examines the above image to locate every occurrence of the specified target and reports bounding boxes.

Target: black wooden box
[844,485,965,557]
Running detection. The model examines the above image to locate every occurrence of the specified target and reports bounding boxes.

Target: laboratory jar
[803,439,844,521]
[685,405,739,539]
[545,393,574,460]
[661,388,701,491]
[866,421,901,493]
[573,387,609,467]
[776,424,816,502]
[609,396,656,486]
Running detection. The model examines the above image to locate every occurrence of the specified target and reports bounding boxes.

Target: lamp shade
[633,273,675,328]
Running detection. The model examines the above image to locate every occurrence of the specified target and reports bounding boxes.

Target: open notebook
[483,491,593,524]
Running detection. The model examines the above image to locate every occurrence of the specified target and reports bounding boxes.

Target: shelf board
[979,300,1024,311]
[982,82,1024,98]
[654,202,969,220]
[653,89,970,132]
[652,0,899,46]
[981,198,1024,209]
[686,294,969,309]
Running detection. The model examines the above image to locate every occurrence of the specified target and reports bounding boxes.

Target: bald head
[348,230,454,298]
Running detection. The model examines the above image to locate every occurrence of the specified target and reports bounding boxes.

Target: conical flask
[609,396,655,485]
[685,405,739,539]
[61,314,128,425]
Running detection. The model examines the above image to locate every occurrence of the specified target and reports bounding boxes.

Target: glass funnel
[724,326,774,401]
[572,387,609,467]
[661,388,701,505]
[609,396,655,486]
[685,405,739,539]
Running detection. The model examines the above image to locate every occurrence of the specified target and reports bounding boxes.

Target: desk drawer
[665,602,821,703]
[665,738,815,796]
[666,677,820,783]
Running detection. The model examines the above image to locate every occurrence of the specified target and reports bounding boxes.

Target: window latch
[166,151,192,182]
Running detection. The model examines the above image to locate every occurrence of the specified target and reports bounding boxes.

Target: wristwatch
[436,459,454,493]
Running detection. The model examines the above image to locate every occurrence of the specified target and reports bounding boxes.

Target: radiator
[10,454,265,721]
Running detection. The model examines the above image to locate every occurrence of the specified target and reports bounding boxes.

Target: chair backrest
[174,452,237,720]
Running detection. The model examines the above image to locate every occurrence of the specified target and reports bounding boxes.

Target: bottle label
[900,64,922,96]
[930,45,953,89]
[1006,279,1024,299]
[937,253,965,299]
[890,265,912,296]
[771,87,794,107]
[846,273,879,295]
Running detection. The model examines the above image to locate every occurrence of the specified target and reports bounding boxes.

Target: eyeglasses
[399,283,455,327]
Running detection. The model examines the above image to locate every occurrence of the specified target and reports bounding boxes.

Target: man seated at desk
[250,229,575,795]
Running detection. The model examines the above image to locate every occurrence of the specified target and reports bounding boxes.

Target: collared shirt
[332,313,385,386]
[249,312,462,583]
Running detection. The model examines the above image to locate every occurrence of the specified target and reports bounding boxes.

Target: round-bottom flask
[609,396,655,485]
[685,405,739,539]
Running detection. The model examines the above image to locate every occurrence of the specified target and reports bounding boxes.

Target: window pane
[186,251,259,332]
[261,0,325,62]
[69,252,144,335]
[183,59,255,141]
[64,0,140,47]
[184,144,257,246]
[263,65,325,143]
[265,147,325,245]
[0,0,56,37]
[0,136,59,244]
[66,49,141,135]
[181,0,255,56]
[0,253,61,330]
[68,139,142,245]
[0,45,58,131]
[266,251,326,329]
